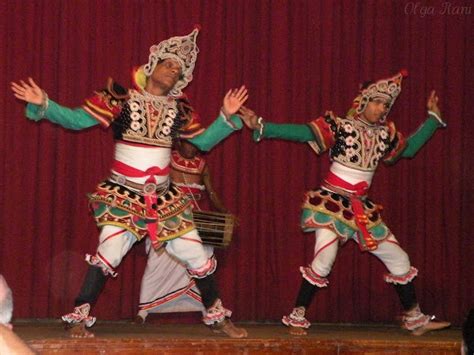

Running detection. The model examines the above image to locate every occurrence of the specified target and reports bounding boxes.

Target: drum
[192,210,236,248]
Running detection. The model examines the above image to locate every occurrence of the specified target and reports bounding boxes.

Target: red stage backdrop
[0,0,472,325]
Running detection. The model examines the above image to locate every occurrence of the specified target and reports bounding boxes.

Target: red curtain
[0,0,472,325]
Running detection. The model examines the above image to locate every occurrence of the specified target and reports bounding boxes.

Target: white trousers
[95,225,212,271]
[310,228,411,277]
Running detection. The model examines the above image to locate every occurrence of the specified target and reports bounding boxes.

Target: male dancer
[239,71,450,336]
[12,27,247,338]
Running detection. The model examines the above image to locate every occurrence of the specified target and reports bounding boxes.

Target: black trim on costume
[295,278,318,309]
[394,281,417,311]
[194,274,219,309]
[106,78,129,99]
[75,265,107,306]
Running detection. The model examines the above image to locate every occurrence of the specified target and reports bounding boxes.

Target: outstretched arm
[238,106,317,142]
[401,90,446,158]
[11,78,98,130]
[188,86,248,151]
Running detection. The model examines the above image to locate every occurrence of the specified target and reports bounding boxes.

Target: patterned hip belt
[321,181,366,200]
[321,171,376,252]
[109,173,169,195]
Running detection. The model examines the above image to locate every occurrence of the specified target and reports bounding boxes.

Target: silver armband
[255,116,265,142]
[37,90,49,118]
[220,109,238,130]
[428,110,446,128]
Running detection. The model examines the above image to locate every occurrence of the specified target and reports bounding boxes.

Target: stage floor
[13,319,462,354]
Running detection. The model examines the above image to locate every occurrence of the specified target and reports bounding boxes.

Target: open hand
[238,106,259,129]
[426,90,441,117]
[222,85,248,117]
[11,78,45,105]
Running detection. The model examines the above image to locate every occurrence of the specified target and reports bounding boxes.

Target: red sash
[112,160,170,245]
[323,171,377,252]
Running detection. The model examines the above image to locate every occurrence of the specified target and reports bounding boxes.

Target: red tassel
[400,68,409,77]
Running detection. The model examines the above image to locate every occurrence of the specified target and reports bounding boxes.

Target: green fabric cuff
[253,121,315,142]
[26,100,98,130]
[26,103,45,121]
[402,115,443,158]
[189,114,242,152]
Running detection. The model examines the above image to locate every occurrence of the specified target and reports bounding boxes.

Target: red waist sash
[111,160,171,246]
[323,171,377,252]
[112,160,170,178]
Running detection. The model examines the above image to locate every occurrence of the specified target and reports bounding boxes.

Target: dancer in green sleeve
[239,70,450,336]
[12,27,248,339]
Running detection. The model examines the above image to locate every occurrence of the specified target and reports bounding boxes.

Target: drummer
[136,139,231,323]
[170,139,230,213]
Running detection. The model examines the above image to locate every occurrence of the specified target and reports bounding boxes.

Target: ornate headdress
[142,26,200,96]
[349,69,408,121]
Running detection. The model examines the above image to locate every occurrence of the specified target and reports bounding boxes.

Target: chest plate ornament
[330,117,391,171]
[119,90,179,147]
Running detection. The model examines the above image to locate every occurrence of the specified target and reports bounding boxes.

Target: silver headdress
[143,26,200,96]
[349,69,408,121]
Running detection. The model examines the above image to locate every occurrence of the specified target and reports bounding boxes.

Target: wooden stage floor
[13,319,462,354]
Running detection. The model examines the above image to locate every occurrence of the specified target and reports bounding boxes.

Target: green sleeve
[401,113,446,158]
[188,114,243,152]
[252,122,315,142]
[26,99,99,130]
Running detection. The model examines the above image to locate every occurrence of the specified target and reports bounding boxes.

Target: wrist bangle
[427,110,446,127]
[220,109,237,129]
[256,116,265,142]
[38,90,49,118]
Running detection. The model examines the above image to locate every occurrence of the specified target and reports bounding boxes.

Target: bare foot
[411,320,451,336]
[65,323,95,338]
[211,319,248,338]
[288,326,307,336]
